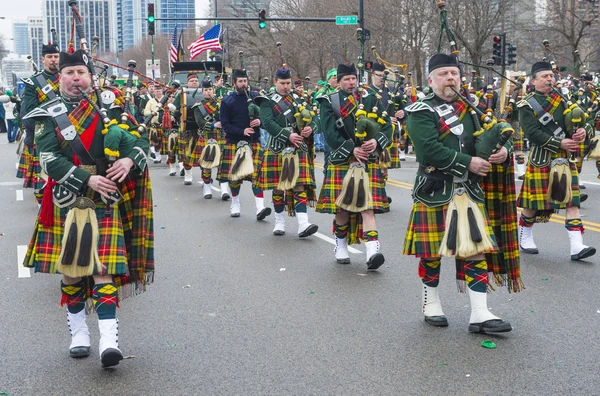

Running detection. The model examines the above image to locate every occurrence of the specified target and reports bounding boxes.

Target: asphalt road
[1,138,599,396]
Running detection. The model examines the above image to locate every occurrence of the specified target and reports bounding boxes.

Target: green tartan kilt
[178,130,196,165]
[517,151,580,210]
[158,126,170,155]
[403,201,498,258]
[316,160,389,214]
[511,129,524,152]
[217,141,264,183]
[388,136,401,169]
[256,148,316,190]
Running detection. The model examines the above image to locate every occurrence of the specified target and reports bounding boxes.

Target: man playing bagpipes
[403,54,513,333]
[22,50,154,368]
[517,61,596,261]
[193,79,231,201]
[18,41,61,202]
[218,68,271,220]
[143,84,167,164]
[574,72,596,194]
[255,67,319,238]
[315,63,391,270]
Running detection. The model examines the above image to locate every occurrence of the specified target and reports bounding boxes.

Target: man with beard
[255,67,318,237]
[23,49,154,368]
[403,54,512,334]
[17,42,60,199]
[217,68,271,220]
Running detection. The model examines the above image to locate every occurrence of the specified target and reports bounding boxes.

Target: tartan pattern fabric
[273,94,296,116]
[256,148,316,190]
[93,283,118,320]
[565,218,584,232]
[480,161,523,292]
[437,100,467,140]
[516,151,581,210]
[462,260,488,292]
[60,280,86,313]
[403,201,498,258]
[418,258,441,287]
[178,130,194,167]
[217,142,264,183]
[340,93,359,118]
[363,230,379,242]
[17,144,43,190]
[166,129,180,158]
[203,100,219,116]
[539,92,562,115]
[197,128,226,168]
[35,74,60,103]
[388,136,401,169]
[511,127,524,152]
[67,99,98,135]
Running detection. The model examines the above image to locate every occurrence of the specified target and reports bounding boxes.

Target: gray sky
[1,0,210,51]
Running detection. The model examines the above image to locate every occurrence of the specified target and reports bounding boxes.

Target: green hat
[317,80,325,86]
[326,69,337,80]
[6,90,12,97]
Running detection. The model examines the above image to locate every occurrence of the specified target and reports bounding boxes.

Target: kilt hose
[256,147,317,215]
[480,160,524,292]
[24,171,155,302]
[217,141,264,184]
[517,150,581,212]
[316,160,389,245]
[403,200,500,290]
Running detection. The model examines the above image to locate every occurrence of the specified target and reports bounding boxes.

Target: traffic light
[506,44,517,65]
[364,60,373,71]
[492,34,505,66]
[258,9,267,29]
[148,3,155,36]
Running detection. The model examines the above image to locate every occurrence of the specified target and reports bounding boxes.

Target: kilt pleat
[217,141,264,183]
[18,145,43,189]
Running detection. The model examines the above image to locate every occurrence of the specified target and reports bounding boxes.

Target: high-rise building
[28,17,44,63]
[156,0,196,35]
[1,57,32,90]
[110,0,150,54]
[43,0,111,54]
[13,23,30,56]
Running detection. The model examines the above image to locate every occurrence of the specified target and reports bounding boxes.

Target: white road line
[15,162,18,170]
[0,181,22,186]
[314,232,362,254]
[16,190,23,201]
[582,180,600,186]
[211,185,222,192]
[17,245,31,278]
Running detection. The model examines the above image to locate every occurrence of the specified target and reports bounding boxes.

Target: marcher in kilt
[517,61,596,261]
[23,50,154,368]
[315,63,391,270]
[403,54,513,333]
[255,67,318,237]
[17,42,61,199]
[193,79,231,200]
[218,68,271,220]
[572,73,595,197]
[144,84,166,164]
[173,73,201,184]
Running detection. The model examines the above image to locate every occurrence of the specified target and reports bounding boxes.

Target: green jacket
[255,91,317,153]
[316,89,392,165]
[21,70,60,146]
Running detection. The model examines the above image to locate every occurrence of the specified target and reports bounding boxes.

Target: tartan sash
[272,94,296,117]
[340,93,359,119]
[204,99,219,117]
[435,100,467,140]
[539,92,562,115]
[35,73,60,103]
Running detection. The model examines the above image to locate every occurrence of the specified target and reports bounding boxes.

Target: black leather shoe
[468,319,512,333]
[298,224,318,238]
[336,257,350,264]
[572,247,596,261]
[366,253,385,270]
[580,193,588,203]
[425,315,448,327]
[221,193,230,201]
[179,168,185,177]
[520,244,539,254]
[580,184,586,189]
[101,348,123,368]
[256,207,272,221]
[70,346,90,358]
[387,196,392,204]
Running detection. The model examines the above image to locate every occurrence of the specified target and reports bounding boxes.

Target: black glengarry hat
[531,61,552,76]
[372,62,385,72]
[337,63,357,81]
[275,67,291,79]
[232,68,248,79]
[202,79,213,88]
[582,73,594,82]
[59,50,90,71]
[42,43,60,56]
[428,53,460,72]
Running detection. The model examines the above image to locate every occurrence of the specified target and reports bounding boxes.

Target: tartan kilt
[403,201,498,258]
[16,144,33,180]
[388,136,401,169]
[178,130,196,165]
[517,151,580,210]
[316,160,389,214]
[256,147,316,190]
[511,129,524,152]
[18,145,44,190]
[217,141,264,183]
[195,128,226,169]
[166,129,179,157]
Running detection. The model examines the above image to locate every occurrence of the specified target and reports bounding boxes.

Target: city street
[1,139,599,395]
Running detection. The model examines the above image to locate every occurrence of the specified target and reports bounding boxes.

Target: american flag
[188,24,222,60]
[169,25,178,67]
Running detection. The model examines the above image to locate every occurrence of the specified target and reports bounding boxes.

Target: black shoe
[520,244,539,254]
[149,152,156,159]
[424,315,449,327]
[180,168,185,177]
[580,192,588,203]
[571,247,596,261]
[336,257,350,264]
[69,346,90,358]
[298,224,318,238]
[468,319,512,333]
[580,184,586,189]
[101,348,123,368]
[366,253,385,270]
[256,207,272,221]
[517,175,524,180]
[387,196,392,204]
[204,194,212,199]
[221,192,230,201]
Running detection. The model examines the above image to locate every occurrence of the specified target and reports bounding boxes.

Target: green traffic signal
[259,21,267,29]
[148,16,155,23]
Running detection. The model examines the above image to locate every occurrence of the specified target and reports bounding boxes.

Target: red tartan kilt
[403,201,498,258]
[256,148,316,190]
[316,161,389,214]
[517,153,581,210]
[217,142,264,183]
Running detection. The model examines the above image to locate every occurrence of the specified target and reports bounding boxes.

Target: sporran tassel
[229,141,254,181]
[60,209,78,265]
[168,131,178,152]
[587,136,600,159]
[547,158,572,204]
[200,139,221,169]
[467,206,483,243]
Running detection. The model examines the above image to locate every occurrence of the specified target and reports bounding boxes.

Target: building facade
[13,23,30,56]
[28,17,44,63]
[1,57,32,90]
[110,0,150,54]
[157,0,196,35]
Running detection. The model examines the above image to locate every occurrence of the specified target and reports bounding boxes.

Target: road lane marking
[17,245,31,278]
[314,232,362,254]
[16,190,23,201]
[0,181,22,186]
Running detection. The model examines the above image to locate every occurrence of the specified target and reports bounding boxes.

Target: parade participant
[23,49,154,367]
[517,61,596,260]
[316,63,391,270]
[574,73,596,193]
[144,84,165,163]
[193,79,231,200]
[218,68,271,220]
[214,74,229,100]
[134,82,150,123]
[173,73,202,185]
[403,53,513,333]
[17,41,60,196]
[255,67,319,237]
[316,69,339,168]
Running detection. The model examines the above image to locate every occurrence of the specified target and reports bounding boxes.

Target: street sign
[146,59,161,79]
[336,15,358,25]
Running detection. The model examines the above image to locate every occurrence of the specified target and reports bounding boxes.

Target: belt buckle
[425,166,435,174]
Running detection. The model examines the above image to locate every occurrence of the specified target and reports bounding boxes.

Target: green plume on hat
[326,69,337,80]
